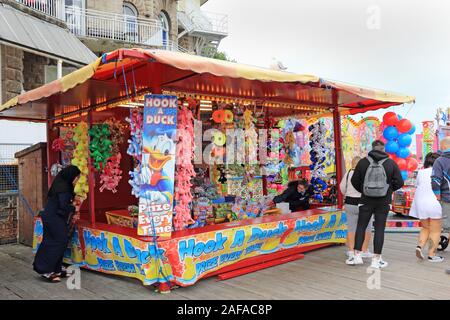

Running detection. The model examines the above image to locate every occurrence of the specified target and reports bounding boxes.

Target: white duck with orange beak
[140,134,175,204]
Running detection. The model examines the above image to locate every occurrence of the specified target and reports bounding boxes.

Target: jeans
[354,203,390,255]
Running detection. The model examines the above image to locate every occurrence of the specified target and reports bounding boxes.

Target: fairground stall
[0,49,414,292]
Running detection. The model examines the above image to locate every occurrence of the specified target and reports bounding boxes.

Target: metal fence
[0,144,30,244]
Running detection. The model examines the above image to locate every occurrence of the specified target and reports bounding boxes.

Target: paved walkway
[0,233,449,300]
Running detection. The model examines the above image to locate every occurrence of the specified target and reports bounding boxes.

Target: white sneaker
[346,250,353,258]
[415,246,424,260]
[427,256,444,263]
[370,256,388,269]
[361,251,374,259]
[346,253,363,265]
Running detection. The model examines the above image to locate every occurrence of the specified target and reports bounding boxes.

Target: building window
[158,11,170,46]
[123,2,138,42]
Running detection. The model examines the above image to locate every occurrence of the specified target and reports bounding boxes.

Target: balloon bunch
[309,122,327,201]
[89,124,112,170]
[126,110,143,198]
[381,112,418,180]
[173,106,196,231]
[99,153,122,193]
[71,122,89,199]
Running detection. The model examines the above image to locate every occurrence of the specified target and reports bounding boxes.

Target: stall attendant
[410,152,443,262]
[33,165,81,282]
[269,180,312,212]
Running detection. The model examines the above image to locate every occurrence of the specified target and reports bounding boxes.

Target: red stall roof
[0,48,415,122]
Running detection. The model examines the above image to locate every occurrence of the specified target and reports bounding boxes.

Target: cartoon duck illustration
[140,134,175,204]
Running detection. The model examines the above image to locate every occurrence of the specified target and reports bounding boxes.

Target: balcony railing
[14,1,188,52]
[65,7,166,47]
[188,10,228,36]
[15,0,65,20]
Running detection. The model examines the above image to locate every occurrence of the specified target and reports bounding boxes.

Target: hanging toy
[243,109,254,130]
[89,123,113,170]
[52,138,66,152]
[126,109,144,198]
[212,110,225,123]
[99,153,123,193]
[173,106,196,231]
[308,122,328,202]
[71,122,89,199]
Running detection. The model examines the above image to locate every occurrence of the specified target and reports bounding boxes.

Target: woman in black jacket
[33,165,80,282]
[270,180,312,212]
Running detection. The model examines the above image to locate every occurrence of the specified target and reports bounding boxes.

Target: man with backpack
[346,140,404,268]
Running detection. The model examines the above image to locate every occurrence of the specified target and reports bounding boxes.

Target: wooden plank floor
[0,233,449,300]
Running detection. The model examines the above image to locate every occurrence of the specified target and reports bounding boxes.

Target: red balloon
[397,119,413,133]
[383,112,399,126]
[406,157,418,171]
[388,153,396,161]
[396,158,407,171]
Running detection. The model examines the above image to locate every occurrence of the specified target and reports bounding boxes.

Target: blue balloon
[408,124,416,135]
[396,147,411,159]
[401,170,408,181]
[398,115,403,120]
[383,126,399,141]
[385,140,400,154]
[397,133,412,147]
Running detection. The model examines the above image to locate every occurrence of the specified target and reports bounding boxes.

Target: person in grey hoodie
[431,136,450,273]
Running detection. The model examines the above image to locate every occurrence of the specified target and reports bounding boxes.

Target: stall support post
[332,90,344,209]
[46,120,58,187]
[87,110,96,226]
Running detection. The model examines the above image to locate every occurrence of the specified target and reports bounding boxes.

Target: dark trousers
[354,203,389,255]
[33,212,69,274]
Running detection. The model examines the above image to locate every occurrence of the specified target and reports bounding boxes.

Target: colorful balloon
[396,147,411,159]
[385,140,400,154]
[383,126,399,141]
[406,157,419,171]
[397,119,413,133]
[396,158,407,171]
[397,133,412,147]
[407,124,416,135]
[401,170,409,181]
[383,112,399,126]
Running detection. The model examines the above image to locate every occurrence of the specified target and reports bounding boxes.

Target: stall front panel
[33,208,346,286]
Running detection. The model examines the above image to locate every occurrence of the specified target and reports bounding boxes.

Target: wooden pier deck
[0,233,449,300]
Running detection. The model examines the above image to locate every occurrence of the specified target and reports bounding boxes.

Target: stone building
[0,0,228,105]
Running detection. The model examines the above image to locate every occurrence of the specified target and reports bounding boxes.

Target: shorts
[345,204,373,233]
[440,202,450,233]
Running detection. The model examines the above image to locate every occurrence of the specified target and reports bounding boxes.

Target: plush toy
[52,138,66,152]
[173,106,196,231]
[309,122,328,202]
[71,122,89,199]
[89,123,113,170]
[99,153,123,193]
[126,110,144,198]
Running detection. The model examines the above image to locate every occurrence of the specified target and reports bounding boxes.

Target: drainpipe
[57,59,63,79]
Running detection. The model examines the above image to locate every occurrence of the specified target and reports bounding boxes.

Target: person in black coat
[33,165,80,282]
[270,180,312,212]
[347,140,404,269]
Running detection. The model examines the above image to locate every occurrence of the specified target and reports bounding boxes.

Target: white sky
[2,0,449,145]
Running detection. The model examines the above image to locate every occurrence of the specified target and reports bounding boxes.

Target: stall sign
[138,95,178,236]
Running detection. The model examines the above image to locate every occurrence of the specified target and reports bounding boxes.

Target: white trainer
[346,253,363,265]
[361,251,374,259]
[427,256,444,263]
[370,256,388,269]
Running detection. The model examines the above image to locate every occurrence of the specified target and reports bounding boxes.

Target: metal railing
[65,7,165,46]
[188,10,228,35]
[15,0,65,20]
[14,1,208,52]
